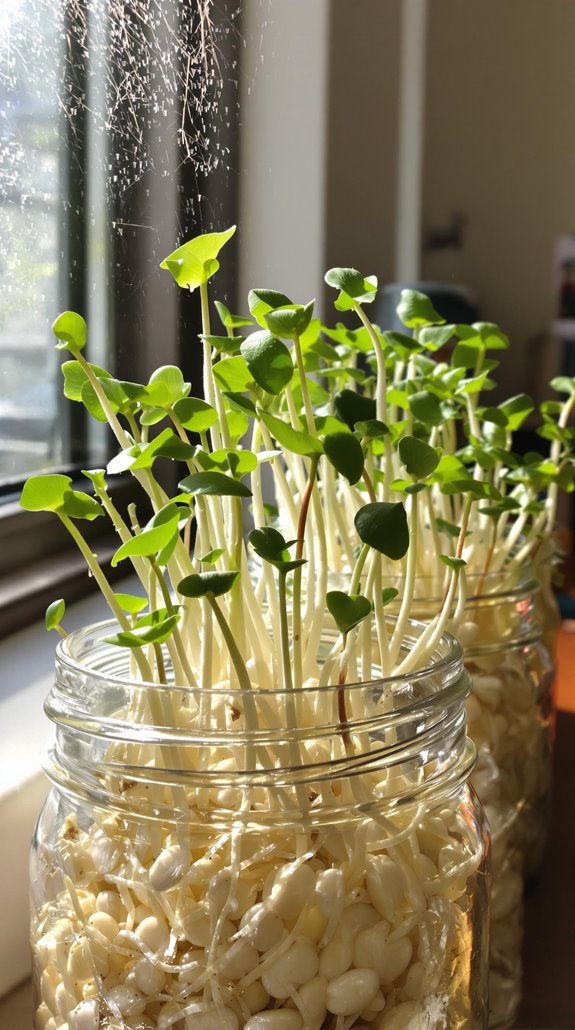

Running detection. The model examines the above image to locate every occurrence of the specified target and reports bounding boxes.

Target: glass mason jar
[350,567,551,1029]
[530,537,562,704]
[31,620,489,1030]
[457,569,554,1029]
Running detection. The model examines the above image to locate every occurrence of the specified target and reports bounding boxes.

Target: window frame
[0,0,242,636]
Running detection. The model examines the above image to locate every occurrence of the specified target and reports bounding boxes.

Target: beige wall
[323,0,575,398]
[422,0,575,396]
[325,1,401,286]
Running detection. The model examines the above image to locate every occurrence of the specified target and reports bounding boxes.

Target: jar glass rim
[55,617,465,705]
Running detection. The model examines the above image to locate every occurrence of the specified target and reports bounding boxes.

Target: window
[0,0,240,633]
[0,0,68,482]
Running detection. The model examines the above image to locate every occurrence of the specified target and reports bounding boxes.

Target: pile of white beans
[462,643,551,1028]
[32,791,482,1030]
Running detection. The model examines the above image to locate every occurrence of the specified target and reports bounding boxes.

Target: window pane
[0,0,66,483]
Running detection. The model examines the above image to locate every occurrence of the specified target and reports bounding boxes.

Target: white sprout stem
[149,559,198,689]
[322,464,343,572]
[353,302,391,501]
[350,543,370,596]
[250,426,282,646]
[509,507,549,568]
[292,455,320,692]
[450,562,468,634]
[239,546,275,681]
[361,548,390,679]
[389,490,419,667]
[303,486,330,680]
[423,489,443,580]
[206,596,258,766]
[373,557,391,678]
[546,390,575,532]
[228,497,247,672]
[58,514,153,682]
[55,521,190,822]
[75,350,169,518]
[198,281,223,451]
[259,423,300,530]
[277,572,311,813]
[498,497,534,560]
[75,350,133,452]
[292,331,315,435]
[326,466,356,571]
[91,484,149,586]
[284,389,310,495]
[395,493,473,675]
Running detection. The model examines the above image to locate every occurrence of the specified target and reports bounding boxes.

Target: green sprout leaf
[62,360,111,401]
[21,475,102,520]
[396,290,445,328]
[104,610,181,648]
[435,517,461,539]
[52,311,88,352]
[82,469,107,491]
[226,407,250,441]
[398,436,440,479]
[354,502,409,560]
[200,548,225,565]
[114,593,149,615]
[111,508,181,567]
[160,226,236,291]
[323,432,364,485]
[119,429,178,471]
[456,322,509,351]
[63,491,104,521]
[133,431,198,465]
[172,397,218,433]
[223,392,258,418]
[179,471,252,497]
[334,389,376,429]
[381,587,399,607]
[259,411,323,457]
[214,300,252,331]
[148,366,191,406]
[498,393,535,431]
[355,419,389,440]
[248,288,293,327]
[409,390,443,427]
[249,526,306,573]
[212,355,253,394]
[201,334,243,356]
[322,324,373,354]
[324,267,378,310]
[381,331,422,359]
[439,555,467,571]
[21,475,75,513]
[196,448,258,477]
[45,599,65,631]
[479,406,508,427]
[550,376,575,396]
[326,591,372,635]
[418,325,456,351]
[77,380,110,423]
[240,331,294,394]
[178,571,239,598]
[264,301,314,339]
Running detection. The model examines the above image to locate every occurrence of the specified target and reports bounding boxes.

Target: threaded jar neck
[44,619,473,827]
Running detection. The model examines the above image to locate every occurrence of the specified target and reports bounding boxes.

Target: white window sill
[0,580,135,998]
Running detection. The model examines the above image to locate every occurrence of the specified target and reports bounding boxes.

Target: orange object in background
[555,621,575,713]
